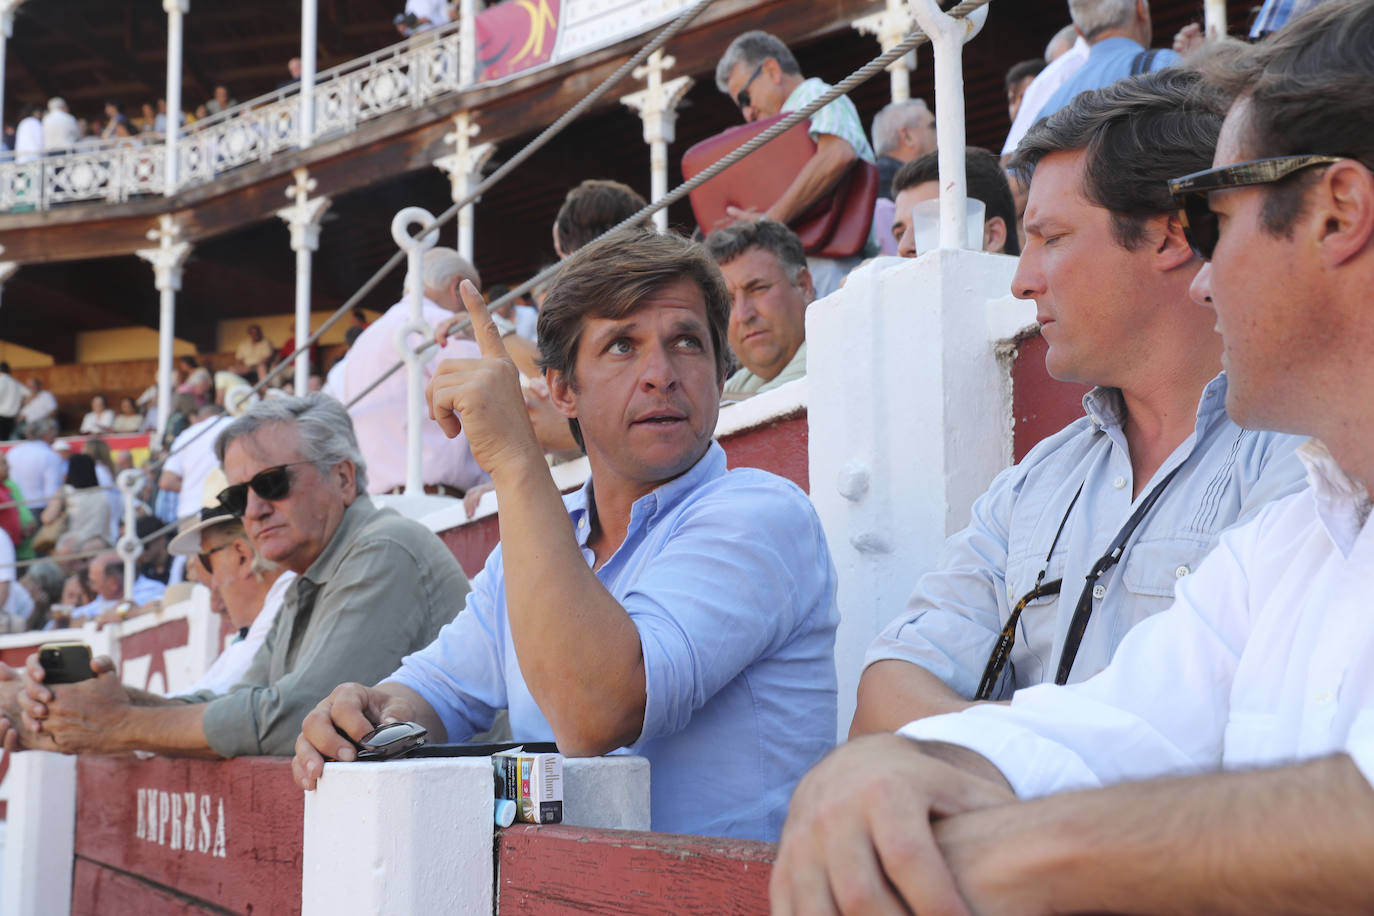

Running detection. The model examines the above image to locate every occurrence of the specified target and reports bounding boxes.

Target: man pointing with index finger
[294,228,839,841]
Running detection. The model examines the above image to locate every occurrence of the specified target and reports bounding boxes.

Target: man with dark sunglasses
[713,30,876,298]
[851,68,1305,738]
[772,3,1374,913]
[2,394,468,760]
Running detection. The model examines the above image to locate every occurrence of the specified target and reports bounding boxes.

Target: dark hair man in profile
[294,229,839,842]
[774,3,1374,912]
[889,146,1021,257]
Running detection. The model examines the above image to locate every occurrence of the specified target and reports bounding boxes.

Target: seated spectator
[176,356,214,407]
[295,230,839,841]
[775,8,1374,909]
[1037,0,1180,121]
[41,97,79,152]
[14,104,43,163]
[232,324,275,383]
[135,514,178,586]
[160,392,197,452]
[1006,57,1047,124]
[553,179,648,258]
[0,526,33,631]
[16,560,63,632]
[110,396,144,433]
[1002,24,1090,159]
[79,395,115,435]
[403,0,451,33]
[100,100,130,140]
[83,439,121,542]
[41,455,111,546]
[168,499,294,694]
[4,393,468,758]
[343,248,488,498]
[0,450,30,548]
[889,147,1021,258]
[871,99,938,202]
[705,219,813,399]
[47,573,93,629]
[0,362,24,441]
[849,69,1306,738]
[68,550,164,625]
[159,404,232,522]
[205,85,236,117]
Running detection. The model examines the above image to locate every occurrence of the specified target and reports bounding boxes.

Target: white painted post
[136,216,192,445]
[1203,0,1227,38]
[1,751,78,916]
[854,0,915,104]
[116,468,146,599]
[620,50,693,233]
[0,258,18,312]
[390,207,439,495]
[302,755,649,913]
[435,113,495,261]
[0,1,22,150]
[300,0,317,147]
[808,252,1030,739]
[459,0,476,86]
[907,0,988,251]
[277,168,331,395]
[162,0,189,196]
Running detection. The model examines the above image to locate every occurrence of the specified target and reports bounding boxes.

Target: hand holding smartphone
[38,643,95,684]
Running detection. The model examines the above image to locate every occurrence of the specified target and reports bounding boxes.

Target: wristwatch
[113,600,137,621]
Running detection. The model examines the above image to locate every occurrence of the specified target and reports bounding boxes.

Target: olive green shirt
[723,341,807,399]
[185,496,469,756]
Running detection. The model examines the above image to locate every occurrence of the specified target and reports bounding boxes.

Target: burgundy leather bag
[681,113,877,259]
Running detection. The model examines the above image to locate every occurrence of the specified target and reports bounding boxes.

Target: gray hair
[407,247,481,298]
[703,219,808,285]
[1045,23,1079,61]
[214,392,369,492]
[22,560,66,603]
[28,417,57,440]
[871,99,932,157]
[47,97,68,112]
[1067,0,1140,41]
[714,31,800,93]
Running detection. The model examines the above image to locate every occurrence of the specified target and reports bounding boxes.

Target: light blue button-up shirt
[867,374,1308,698]
[388,442,839,841]
[1040,36,1180,121]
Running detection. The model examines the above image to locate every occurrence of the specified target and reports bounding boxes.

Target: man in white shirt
[159,406,233,521]
[0,362,26,441]
[18,378,57,430]
[342,247,486,496]
[6,419,64,512]
[0,527,34,630]
[14,105,43,163]
[169,505,293,695]
[771,4,1374,913]
[41,98,79,152]
[1002,30,1089,158]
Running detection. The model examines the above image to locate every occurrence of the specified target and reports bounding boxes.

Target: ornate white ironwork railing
[0,23,463,212]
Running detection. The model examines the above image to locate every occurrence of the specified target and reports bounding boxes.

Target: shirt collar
[566,442,728,547]
[1082,372,1229,433]
[301,495,380,585]
[1297,438,1372,555]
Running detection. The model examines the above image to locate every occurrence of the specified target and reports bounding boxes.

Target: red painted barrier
[722,412,809,493]
[73,756,303,916]
[497,824,775,914]
[1010,331,1091,461]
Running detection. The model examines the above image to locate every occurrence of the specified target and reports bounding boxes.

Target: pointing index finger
[461,279,514,363]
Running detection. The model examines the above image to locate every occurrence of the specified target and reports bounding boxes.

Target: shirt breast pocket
[1113,536,1212,645]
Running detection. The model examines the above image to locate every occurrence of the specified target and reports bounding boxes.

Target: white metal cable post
[391,208,440,496]
[907,0,987,251]
[1204,0,1227,37]
[116,469,146,601]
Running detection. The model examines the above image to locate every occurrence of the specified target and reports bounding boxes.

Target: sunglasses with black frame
[1168,154,1344,261]
[216,461,315,517]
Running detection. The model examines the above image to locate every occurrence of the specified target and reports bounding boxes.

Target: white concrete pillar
[907,0,988,251]
[302,755,649,914]
[0,1,22,150]
[435,113,495,261]
[390,207,439,495]
[136,216,192,445]
[2,751,78,916]
[277,168,331,395]
[162,0,189,196]
[300,0,317,147]
[620,50,693,232]
[854,0,915,104]
[1204,0,1227,38]
[808,251,1030,739]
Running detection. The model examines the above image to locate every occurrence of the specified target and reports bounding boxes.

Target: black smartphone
[38,642,95,684]
[354,721,428,760]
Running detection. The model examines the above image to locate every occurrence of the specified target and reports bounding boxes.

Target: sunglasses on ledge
[216,461,315,516]
[1168,154,1343,260]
